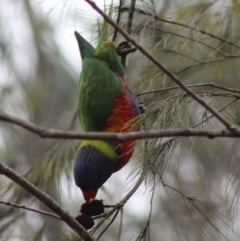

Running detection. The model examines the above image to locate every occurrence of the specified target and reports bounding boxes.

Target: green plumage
[75,31,123,131]
[95,42,124,74]
[74,31,95,59]
[74,24,140,202]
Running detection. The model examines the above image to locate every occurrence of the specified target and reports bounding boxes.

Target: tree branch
[0,161,95,241]
[91,171,145,234]
[192,98,238,128]
[96,209,120,240]
[126,0,136,34]
[0,200,61,220]
[2,112,240,141]
[112,0,123,42]
[153,27,229,57]
[117,207,123,241]
[174,56,240,74]
[137,82,240,96]
[84,0,235,131]
[120,0,136,67]
[163,48,240,75]
[182,91,240,99]
[164,48,202,63]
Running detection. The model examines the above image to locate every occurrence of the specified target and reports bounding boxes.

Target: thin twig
[174,56,240,74]
[84,0,236,131]
[154,16,240,50]
[120,7,240,50]
[135,178,155,240]
[0,161,95,241]
[137,83,240,96]
[92,213,106,220]
[97,209,120,240]
[117,207,123,241]
[192,98,238,129]
[148,27,240,74]
[191,91,240,98]
[0,200,61,220]
[121,0,136,67]
[112,0,123,42]
[162,181,195,200]
[126,0,136,34]
[153,27,229,57]
[147,179,155,240]
[164,48,202,63]
[104,205,116,208]
[164,49,240,74]
[91,171,145,234]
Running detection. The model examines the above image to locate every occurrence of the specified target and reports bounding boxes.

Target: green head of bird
[95,40,124,74]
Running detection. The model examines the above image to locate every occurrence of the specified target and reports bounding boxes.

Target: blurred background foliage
[1,0,240,240]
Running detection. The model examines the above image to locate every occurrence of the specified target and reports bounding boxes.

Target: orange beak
[82,189,98,203]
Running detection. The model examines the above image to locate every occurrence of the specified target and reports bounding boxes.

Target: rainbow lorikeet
[74,31,140,202]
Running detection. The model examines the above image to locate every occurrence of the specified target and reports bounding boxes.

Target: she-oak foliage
[3,0,240,241]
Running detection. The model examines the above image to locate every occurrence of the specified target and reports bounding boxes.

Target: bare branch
[96,209,120,240]
[117,207,123,241]
[184,91,240,98]
[2,112,240,141]
[91,171,145,234]
[112,0,123,42]
[153,27,229,57]
[137,83,240,96]
[0,200,61,220]
[163,181,196,200]
[126,0,136,34]
[137,178,155,240]
[174,56,240,74]
[84,0,235,131]
[120,0,136,67]
[0,161,95,241]
[164,48,202,63]
[163,48,240,75]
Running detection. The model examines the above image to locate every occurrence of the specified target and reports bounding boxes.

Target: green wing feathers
[74,31,95,59]
[78,58,122,131]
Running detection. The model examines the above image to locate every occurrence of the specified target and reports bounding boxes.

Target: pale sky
[39,0,116,71]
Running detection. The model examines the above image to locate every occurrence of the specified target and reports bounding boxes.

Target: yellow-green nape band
[103,41,116,48]
[79,140,118,160]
